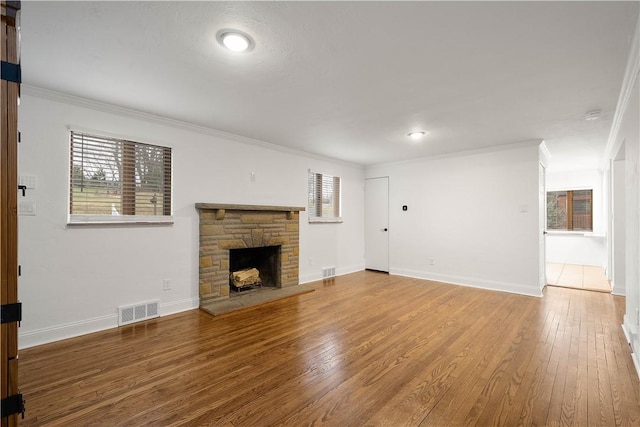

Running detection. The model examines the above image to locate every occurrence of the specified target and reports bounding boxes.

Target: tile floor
[546,263,611,292]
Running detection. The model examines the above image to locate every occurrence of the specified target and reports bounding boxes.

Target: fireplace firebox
[229,246,281,289]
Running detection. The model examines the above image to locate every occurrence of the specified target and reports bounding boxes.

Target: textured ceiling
[20,1,639,169]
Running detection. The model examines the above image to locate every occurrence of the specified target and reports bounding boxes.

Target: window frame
[307,170,342,224]
[546,188,593,232]
[68,130,173,226]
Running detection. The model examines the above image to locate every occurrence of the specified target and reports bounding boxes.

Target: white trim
[367,139,544,169]
[19,313,117,349]
[299,264,365,284]
[623,320,640,379]
[22,85,364,170]
[539,140,551,168]
[308,217,343,224]
[68,215,174,226]
[623,319,632,344]
[19,297,199,349]
[161,297,200,317]
[611,279,626,296]
[632,353,640,380]
[390,268,543,297]
[602,15,640,167]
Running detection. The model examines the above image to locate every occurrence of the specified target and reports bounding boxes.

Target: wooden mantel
[196,203,305,220]
[196,203,305,212]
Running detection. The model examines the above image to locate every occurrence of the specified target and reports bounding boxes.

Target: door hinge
[1,302,22,325]
[1,393,25,419]
[1,61,21,84]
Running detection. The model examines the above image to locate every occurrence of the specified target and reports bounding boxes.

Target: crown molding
[366,139,544,170]
[602,14,640,167]
[20,85,363,170]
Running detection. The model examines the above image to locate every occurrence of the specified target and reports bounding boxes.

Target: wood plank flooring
[547,263,611,293]
[19,271,640,426]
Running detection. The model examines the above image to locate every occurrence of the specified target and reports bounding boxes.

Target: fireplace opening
[229,245,281,290]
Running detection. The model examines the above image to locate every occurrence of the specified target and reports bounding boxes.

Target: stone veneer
[196,203,305,305]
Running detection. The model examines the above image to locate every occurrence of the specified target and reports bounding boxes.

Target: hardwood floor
[19,271,640,426]
[547,263,611,293]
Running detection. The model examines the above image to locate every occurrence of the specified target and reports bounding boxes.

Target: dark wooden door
[1,1,21,425]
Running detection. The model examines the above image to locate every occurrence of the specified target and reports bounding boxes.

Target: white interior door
[539,162,547,290]
[365,177,389,272]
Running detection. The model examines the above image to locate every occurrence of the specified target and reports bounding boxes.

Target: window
[69,131,172,224]
[546,189,592,231]
[308,170,341,223]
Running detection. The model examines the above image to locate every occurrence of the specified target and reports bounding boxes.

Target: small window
[546,189,592,231]
[69,131,172,224]
[308,171,342,223]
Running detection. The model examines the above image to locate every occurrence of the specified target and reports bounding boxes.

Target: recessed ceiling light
[407,131,428,140]
[584,110,601,121]
[216,29,254,53]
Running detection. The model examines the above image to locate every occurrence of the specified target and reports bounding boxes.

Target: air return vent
[322,266,336,279]
[118,300,159,326]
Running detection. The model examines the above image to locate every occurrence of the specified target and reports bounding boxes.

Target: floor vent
[118,300,159,326]
[322,266,336,279]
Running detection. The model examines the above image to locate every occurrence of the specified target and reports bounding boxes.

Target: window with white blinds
[69,131,172,224]
[308,171,342,223]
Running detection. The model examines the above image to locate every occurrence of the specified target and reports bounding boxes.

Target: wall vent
[118,300,159,326]
[322,266,336,279]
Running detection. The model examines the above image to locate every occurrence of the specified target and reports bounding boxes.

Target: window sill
[68,214,174,226]
[546,230,603,237]
[309,217,343,224]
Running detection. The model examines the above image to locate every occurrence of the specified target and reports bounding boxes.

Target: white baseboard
[611,280,626,296]
[19,314,118,349]
[299,263,366,285]
[337,263,366,277]
[622,319,640,379]
[19,297,199,349]
[632,352,640,380]
[390,268,543,297]
[622,320,632,344]
[161,297,200,316]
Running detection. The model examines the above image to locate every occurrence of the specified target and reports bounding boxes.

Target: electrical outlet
[429,258,435,266]
[163,279,171,291]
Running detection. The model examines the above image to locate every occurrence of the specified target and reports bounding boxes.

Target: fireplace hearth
[196,203,304,305]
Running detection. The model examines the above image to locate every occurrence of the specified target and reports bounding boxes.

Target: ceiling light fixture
[407,131,427,140]
[216,29,254,53]
[584,110,601,121]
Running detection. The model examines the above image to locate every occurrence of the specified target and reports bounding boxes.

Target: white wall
[365,142,542,297]
[612,159,626,295]
[17,88,365,348]
[622,75,640,373]
[607,19,640,375]
[545,169,607,267]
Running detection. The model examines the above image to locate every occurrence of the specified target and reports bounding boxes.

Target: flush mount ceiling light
[407,130,428,140]
[584,110,601,121]
[216,29,254,53]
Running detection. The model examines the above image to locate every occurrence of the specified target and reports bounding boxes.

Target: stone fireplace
[196,203,305,305]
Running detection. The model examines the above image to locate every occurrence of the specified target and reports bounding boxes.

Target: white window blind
[69,131,172,224]
[308,171,342,223]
